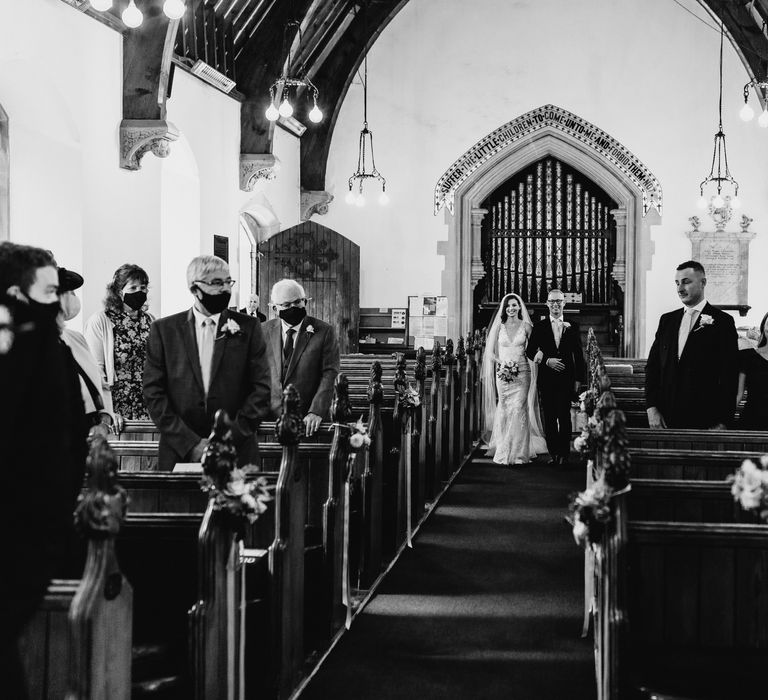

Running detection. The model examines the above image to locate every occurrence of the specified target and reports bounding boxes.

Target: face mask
[123,290,147,312]
[196,289,231,315]
[28,298,62,328]
[60,293,81,322]
[279,306,307,327]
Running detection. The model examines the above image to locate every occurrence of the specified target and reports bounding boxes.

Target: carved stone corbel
[300,190,333,221]
[239,154,278,191]
[120,119,179,171]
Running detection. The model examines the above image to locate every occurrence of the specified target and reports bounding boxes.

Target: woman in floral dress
[85,264,154,426]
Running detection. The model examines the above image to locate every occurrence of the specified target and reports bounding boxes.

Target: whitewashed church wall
[320,0,768,353]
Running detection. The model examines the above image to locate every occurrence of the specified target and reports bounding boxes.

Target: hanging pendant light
[346,48,388,206]
[122,0,143,28]
[163,0,186,20]
[90,0,112,11]
[698,22,740,211]
[264,19,322,125]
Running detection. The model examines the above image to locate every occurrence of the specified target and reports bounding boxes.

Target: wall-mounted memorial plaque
[685,203,756,307]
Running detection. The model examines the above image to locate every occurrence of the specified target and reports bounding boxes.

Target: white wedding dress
[488,323,538,465]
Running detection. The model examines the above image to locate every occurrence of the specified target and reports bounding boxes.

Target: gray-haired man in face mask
[260,278,340,436]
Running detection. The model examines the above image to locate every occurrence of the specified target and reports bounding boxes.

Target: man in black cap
[58,267,114,436]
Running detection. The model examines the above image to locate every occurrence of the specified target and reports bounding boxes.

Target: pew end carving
[69,436,133,700]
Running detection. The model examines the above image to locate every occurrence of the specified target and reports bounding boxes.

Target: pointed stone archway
[0,103,8,240]
[435,104,661,356]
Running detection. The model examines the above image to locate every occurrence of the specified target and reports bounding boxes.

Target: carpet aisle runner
[299,456,596,700]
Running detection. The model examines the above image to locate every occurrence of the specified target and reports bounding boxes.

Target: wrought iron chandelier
[739,76,768,127]
[265,20,322,124]
[698,22,740,210]
[345,51,388,207]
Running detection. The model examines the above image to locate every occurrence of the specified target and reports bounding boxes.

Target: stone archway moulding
[0,103,7,241]
[435,104,662,356]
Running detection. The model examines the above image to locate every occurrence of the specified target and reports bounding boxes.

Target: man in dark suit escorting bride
[645,260,738,430]
[526,288,586,467]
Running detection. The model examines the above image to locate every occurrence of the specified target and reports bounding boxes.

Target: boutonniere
[562,321,571,329]
[305,324,315,335]
[693,314,714,332]
[219,318,243,338]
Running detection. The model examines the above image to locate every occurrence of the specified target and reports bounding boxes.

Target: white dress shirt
[550,315,565,347]
[678,298,707,358]
[280,318,303,345]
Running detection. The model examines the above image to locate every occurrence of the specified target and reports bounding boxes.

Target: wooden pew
[18,436,133,700]
[606,494,768,698]
[629,448,760,481]
[626,428,768,452]
[628,479,749,524]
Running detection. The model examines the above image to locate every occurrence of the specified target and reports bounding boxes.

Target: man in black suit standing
[645,260,738,429]
[261,278,339,436]
[526,288,586,466]
[143,255,271,470]
[239,292,266,322]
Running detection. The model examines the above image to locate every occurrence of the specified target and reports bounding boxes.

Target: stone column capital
[119,120,179,171]
[470,207,489,226]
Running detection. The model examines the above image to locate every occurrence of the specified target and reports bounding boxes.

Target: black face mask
[196,289,231,315]
[27,298,62,328]
[279,306,307,327]
[123,290,147,311]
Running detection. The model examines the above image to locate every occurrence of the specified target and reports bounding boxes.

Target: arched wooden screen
[258,222,360,353]
[481,156,618,305]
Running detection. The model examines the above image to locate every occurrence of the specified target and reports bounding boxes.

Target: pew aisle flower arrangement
[348,417,372,451]
[568,478,613,547]
[729,455,768,521]
[201,468,272,524]
[496,360,519,383]
[398,383,421,409]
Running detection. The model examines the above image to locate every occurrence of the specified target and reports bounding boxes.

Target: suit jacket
[526,317,586,391]
[645,302,738,428]
[143,308,271,470]
[262,316,340,419]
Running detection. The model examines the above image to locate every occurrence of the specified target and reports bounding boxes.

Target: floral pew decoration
[728,455,768,521]
[200,411,273,525]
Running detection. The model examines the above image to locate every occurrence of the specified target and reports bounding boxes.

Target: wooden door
[258,222,360,353]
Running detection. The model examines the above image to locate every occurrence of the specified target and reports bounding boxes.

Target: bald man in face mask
[261,278,340,435]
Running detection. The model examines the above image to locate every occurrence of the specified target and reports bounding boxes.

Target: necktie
[678,308,697,359]
[200,318,215,393]
[283,328,296,378]
[553,319,563,348]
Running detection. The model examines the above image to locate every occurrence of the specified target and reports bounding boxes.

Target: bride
[481,293,547,465]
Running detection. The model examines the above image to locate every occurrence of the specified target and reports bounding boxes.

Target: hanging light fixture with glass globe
[345,51,388,207]
[89,0,186,28]
[264,20,323,125]
[698,21,740,212]
[739,75,768,128]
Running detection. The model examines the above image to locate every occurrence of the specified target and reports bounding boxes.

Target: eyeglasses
[546,299,564,305]
[195,278,236,290]
[272,297,307,310]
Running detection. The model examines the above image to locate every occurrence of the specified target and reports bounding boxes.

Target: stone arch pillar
[0,104,8,240]
[434,105,662,356]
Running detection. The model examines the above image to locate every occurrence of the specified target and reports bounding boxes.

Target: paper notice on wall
[414,336,434,351]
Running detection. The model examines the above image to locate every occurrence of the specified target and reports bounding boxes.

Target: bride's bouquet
[496,360,519,383]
